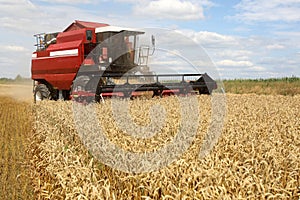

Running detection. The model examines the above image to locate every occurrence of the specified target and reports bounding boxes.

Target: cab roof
[95,26,144,34]
[64,20,109,32]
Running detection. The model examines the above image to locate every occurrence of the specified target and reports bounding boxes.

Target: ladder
[33,33,46,51]
[137,45,150,67]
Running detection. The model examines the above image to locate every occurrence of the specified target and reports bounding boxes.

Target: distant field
[223,77,300,96]
[0,77,32,85]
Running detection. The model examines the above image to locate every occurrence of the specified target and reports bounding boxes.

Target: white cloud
[261,32,300,51]
[192,31,239,47]
[0,0,37,21]
[38,0,94,4]
[0,57,15,65]
[234,0,300,22]
[175,29,300,78]
[216,50,253,61]
[0,1,51,33]
[266,44,285,50]
[133,0,205,20]
[0,0,110,34]
[216,60,253,67]
[0,45,29,52]
[251,66,265,71]
[275,31,300,37]
[115,0,146,2]
[116,0,214,7]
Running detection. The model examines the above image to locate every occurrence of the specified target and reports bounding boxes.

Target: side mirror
[151,35,155,47]
[150,35,156,56]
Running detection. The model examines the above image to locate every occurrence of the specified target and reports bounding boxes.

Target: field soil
[0,84,34,199]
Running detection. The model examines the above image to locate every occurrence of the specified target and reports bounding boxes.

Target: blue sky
[0,0,299,79]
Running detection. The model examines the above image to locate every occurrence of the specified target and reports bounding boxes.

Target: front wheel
[34,84,50,102]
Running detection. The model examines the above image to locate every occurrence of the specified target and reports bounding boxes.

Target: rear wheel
[34,84,50,102]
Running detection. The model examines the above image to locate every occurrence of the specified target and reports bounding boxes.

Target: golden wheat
[0,96,33,199]
[29,94,300,199]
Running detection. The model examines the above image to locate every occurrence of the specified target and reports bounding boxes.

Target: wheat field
[0,96,33,199]
[0,81,299,199]
[27,94,300,199]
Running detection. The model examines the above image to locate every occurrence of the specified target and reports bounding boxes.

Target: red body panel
[31,26,97,90]
[56,28,96,44]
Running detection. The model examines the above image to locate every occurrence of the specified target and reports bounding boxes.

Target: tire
[34,84,50,102]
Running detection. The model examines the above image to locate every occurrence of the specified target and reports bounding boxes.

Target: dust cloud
[0,84,33,102]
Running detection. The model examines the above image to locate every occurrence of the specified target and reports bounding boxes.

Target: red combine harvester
[31,20,217,102]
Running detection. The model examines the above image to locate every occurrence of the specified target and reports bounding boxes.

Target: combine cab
[31,20,217,102]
